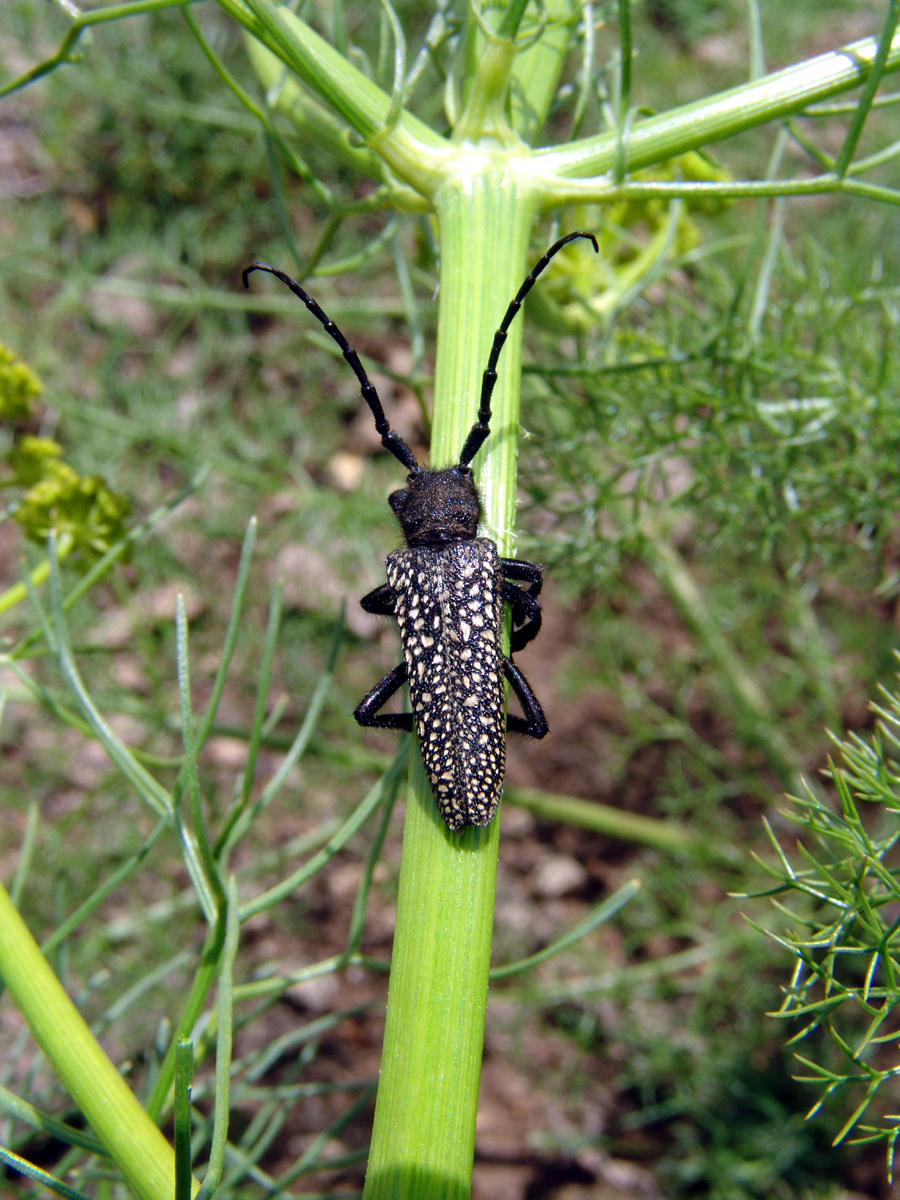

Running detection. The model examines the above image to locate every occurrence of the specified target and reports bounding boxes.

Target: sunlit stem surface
[363,167,535,1200]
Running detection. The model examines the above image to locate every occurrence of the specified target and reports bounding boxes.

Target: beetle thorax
[389,466,481,548]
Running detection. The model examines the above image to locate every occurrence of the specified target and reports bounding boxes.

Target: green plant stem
[0,0,202,99]
[0,880,187,1200]
[9,802,39,907]
[642,528,805,793]
[0,1083,107,1157]
[509,0,579,145]
[196,877,239,1200]
[834,0,900,177]
[182,6,333,207]
[217,0,449,191]
[490,877,640,979]
[506,787,697,851]
[0,533,73,618]
[542,174,900,207]
[616,0,632,120]
[173,1040,194,1200]
[0,1146,93,1200]
[363,166,534,1200]
[533,27,900,181]
[147,917,227,1123]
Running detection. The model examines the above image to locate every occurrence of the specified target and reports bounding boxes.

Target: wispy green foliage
[745,669,900,1175]
[520,241,900,579]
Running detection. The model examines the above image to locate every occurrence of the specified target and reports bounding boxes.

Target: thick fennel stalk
[364,169,536,1200]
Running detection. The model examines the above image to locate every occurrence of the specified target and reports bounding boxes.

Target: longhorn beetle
[244,230,598,831]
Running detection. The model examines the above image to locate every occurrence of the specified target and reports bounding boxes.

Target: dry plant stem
[0,879,190,1200]
[363,175,534,1200]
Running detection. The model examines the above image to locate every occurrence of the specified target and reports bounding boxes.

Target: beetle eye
[388,489,408,515]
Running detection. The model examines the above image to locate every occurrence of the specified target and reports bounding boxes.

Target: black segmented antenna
[242,262,420,473]
[458,230,600,468]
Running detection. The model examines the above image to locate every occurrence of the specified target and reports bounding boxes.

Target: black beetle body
[387,538,505,829]
[243,231,598,830]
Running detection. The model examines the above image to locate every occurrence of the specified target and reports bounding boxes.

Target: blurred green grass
[4,1,900,1197]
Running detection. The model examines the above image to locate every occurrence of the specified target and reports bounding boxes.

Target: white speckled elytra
[243,232,599,829]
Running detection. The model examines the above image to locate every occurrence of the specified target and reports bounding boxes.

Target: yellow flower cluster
[1,346,132,560]
[0,343,44,420]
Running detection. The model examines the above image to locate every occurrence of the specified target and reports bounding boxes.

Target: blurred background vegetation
[3,0,900,1197]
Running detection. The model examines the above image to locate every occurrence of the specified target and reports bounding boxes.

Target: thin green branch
[834,0,900,177]
[849,133,900,175]
[535,172,900,210]
[265,133,304,270]
[784,116,835,170]
[44,537,174,821]
[196,877,240,1200]
[489,878,640,979]
[568,0,594,140]
[314,216,399,276]
[346,769,401,956]
[215,0,448,193]
[41,819,167,954]
[239,742,408,920]
[174,1040,194,1200]
[222,584,283,851]
[146,915,228,1122]
[0,0,202,99]
[268,1084,376,1194]
[746,0,765,81]
[803,89,900,115]
[616,0,631,120]
[196,516,257,749]
[182,6,332,207]
[217,606,344,860]
[0,1084,107,1158]
[534,26,900,182]
[641,525,806,792]
[377,0,407,131]
[507,787,697,851]
[0,1146,94,1200]
[9,804,39,908]
[748,195,785,346]
[176,595,226,916]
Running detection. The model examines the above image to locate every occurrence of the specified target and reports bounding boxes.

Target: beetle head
[389,466,481,548]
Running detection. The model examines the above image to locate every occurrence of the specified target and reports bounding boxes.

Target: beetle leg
[502,580,542,653]
[360,583,397,616]
[502,657,549,739]
[500,557,543,599]
[354,661,413,731]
